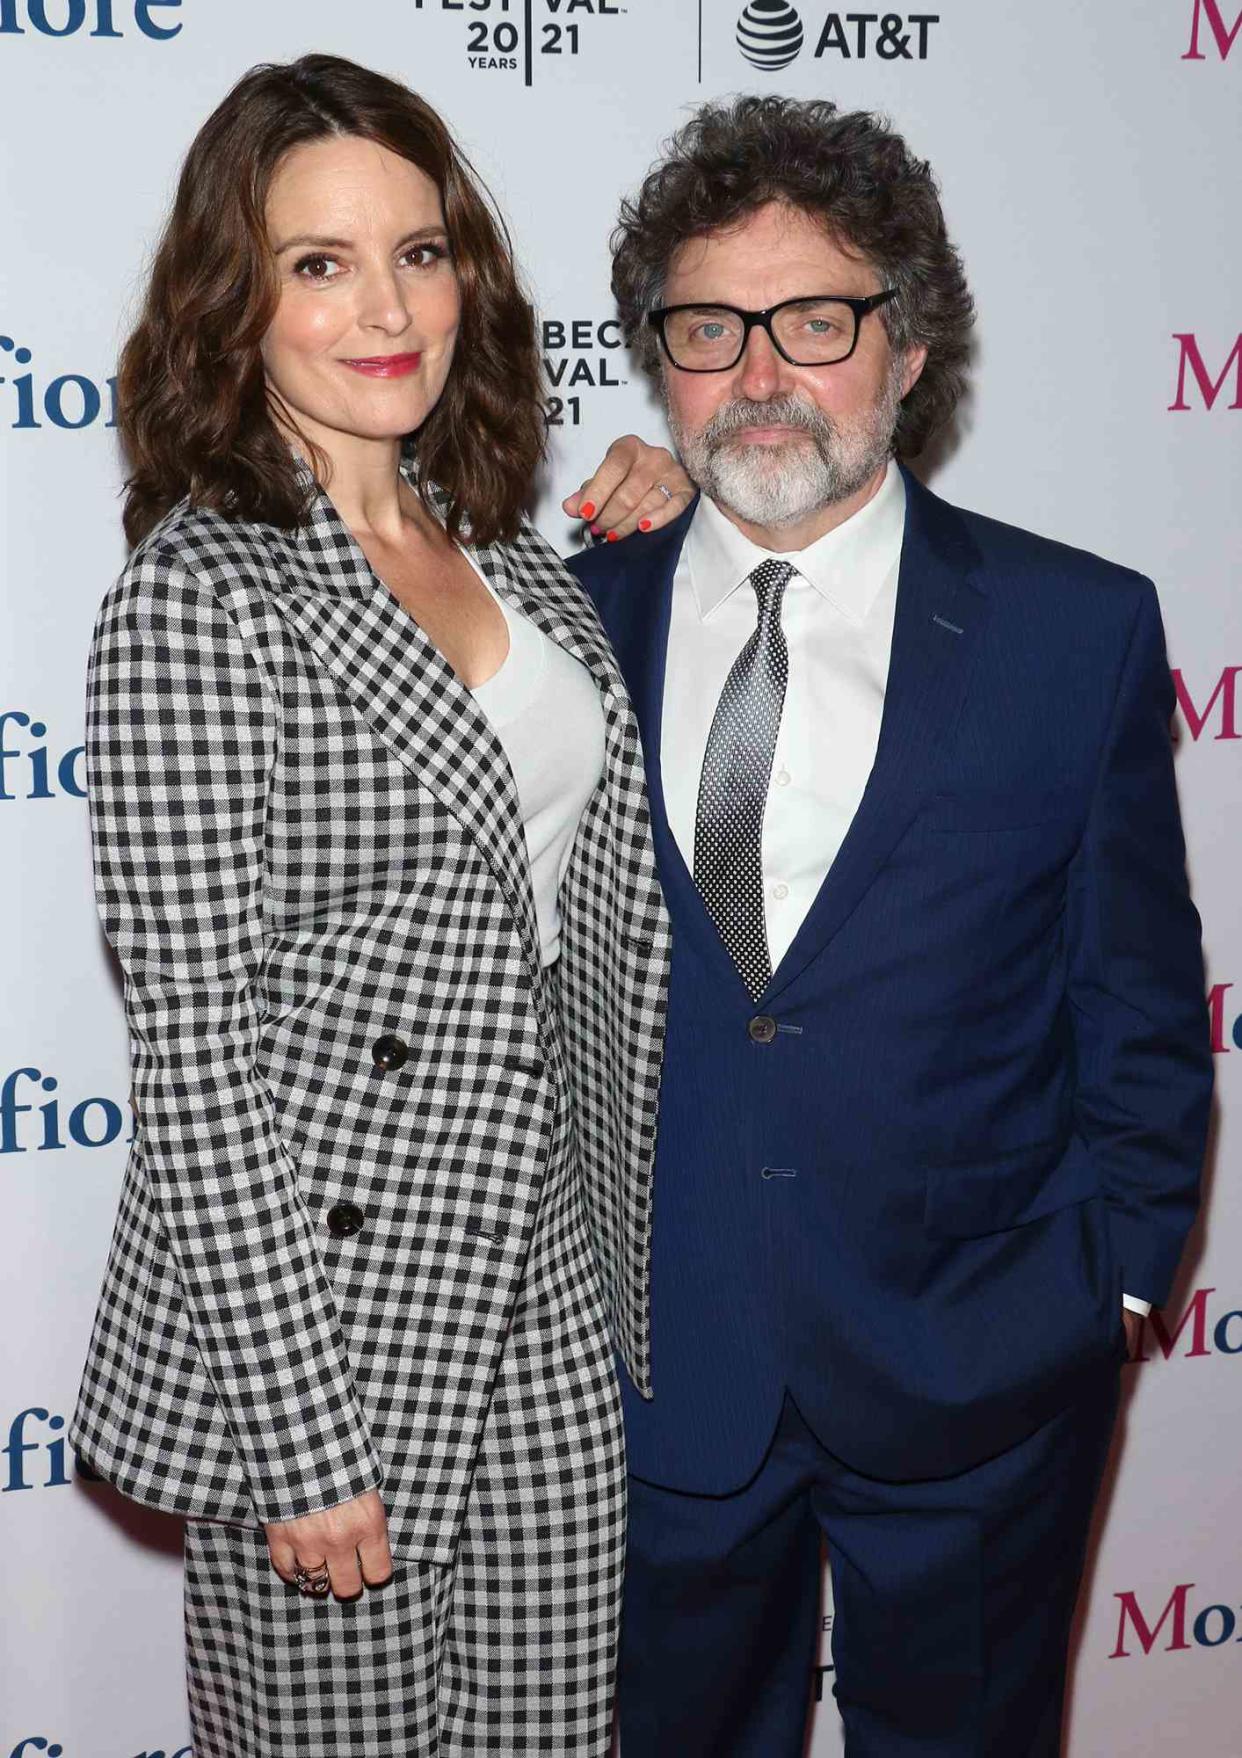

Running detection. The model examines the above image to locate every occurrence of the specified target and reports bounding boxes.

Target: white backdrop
[2,3,1239,1754]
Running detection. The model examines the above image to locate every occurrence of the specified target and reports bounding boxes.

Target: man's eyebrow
[272,226,449,253]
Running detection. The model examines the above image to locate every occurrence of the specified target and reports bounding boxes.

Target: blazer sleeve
[1065,579,1213,1307]
[87,542,383,1522]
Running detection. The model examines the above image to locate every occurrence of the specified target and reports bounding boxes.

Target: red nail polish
[580,502,596,520]
[607,531,619,543]
[639,518,652,532]
[591,523,602,536]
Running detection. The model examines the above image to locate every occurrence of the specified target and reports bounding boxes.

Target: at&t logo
[737,1,804,69]
[733,5,939,67]
[0,0,180,36]
[0,713,86,800]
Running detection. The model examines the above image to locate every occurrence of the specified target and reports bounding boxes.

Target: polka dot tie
[693,559,793,1000]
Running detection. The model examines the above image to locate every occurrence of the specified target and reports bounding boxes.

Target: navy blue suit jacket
[569,468,1212,1492]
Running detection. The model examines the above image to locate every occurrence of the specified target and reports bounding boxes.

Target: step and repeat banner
[1,3,1238,1753]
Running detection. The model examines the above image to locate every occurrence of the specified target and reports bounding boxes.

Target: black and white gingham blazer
[71,469,669,1559]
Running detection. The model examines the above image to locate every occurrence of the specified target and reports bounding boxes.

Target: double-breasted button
[748,1015,778,1045]
[502,1054,547,1079]
[372,1034,409,1072]
[325,1201,365,1240]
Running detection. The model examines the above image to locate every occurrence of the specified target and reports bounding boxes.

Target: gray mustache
[703,397,833,442]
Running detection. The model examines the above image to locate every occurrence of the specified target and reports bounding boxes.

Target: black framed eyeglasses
[648,290,898,372]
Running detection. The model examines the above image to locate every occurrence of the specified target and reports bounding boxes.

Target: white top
[467,562,607,966]
[662,460,905,971]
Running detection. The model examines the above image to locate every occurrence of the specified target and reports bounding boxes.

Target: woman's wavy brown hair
[120,53,544,547]
[612,95,974,460]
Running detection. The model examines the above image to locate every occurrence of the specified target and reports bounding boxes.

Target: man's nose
[736,324,788,401]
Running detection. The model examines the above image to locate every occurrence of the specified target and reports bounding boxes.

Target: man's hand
[1122,1307,1144,1360]
[563,435,695,541]
[265,1488,392,1601]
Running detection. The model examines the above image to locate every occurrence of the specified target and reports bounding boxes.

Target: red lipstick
[340,352,422,378]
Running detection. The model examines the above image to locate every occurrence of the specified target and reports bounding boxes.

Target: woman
[70,52,689,1757]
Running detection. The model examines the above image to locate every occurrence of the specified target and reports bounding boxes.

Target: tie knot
[749,559,794,621]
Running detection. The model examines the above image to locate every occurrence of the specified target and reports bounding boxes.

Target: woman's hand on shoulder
[265,1486,392,1601]
[562,435,695,542]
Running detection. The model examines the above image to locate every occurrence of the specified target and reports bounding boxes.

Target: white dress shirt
[663,461,904,972]
[661,463,1149,1319]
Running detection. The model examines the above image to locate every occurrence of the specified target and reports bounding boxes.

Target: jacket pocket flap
[924,1134,1099,1239]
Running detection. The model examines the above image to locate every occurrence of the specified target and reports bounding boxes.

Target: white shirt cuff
[1122,1294,1152,1317]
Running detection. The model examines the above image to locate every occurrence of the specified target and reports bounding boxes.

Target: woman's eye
[402,243,448,269]
[293,254,340,282]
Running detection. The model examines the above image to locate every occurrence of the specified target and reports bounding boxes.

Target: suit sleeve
[87,544,383,1522]
[1065,580,1213,1307]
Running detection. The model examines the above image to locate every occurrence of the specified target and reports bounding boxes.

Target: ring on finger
[656,482,674,501]
[294,1562,331,1597]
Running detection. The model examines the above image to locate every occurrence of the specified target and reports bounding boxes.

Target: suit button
[325,1201,365,1239]
[372,1034,408,1071]
[748,1015,778,1045]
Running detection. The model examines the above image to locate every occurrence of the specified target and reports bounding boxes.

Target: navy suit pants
[618,1364,1120,1757]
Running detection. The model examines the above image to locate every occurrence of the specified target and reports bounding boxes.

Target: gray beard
[666,368,903,530]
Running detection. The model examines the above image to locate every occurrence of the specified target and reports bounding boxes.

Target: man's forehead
[665,201,876,292]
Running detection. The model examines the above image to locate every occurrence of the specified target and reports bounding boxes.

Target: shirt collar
[686,459,906,626]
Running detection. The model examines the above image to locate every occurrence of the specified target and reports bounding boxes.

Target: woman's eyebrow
[272,225,449,253]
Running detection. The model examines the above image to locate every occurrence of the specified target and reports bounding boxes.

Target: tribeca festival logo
[734,5,939,67]
[1168,333,1242,411]
[1,336,118,432]
[411,0,623,84]
[543,314,625,430]
[1182,0,1242,59]
[0,0,181,37]
[1111,1582,1242,1659]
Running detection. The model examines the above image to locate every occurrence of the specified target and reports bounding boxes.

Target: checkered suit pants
[184,1141,626,1756]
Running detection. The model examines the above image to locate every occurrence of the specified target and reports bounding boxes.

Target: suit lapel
[765,469,989,1001]
[268,481,543,982]
[590,503,742,975]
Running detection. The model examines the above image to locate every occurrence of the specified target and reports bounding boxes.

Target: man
[569,97,1212,1756]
